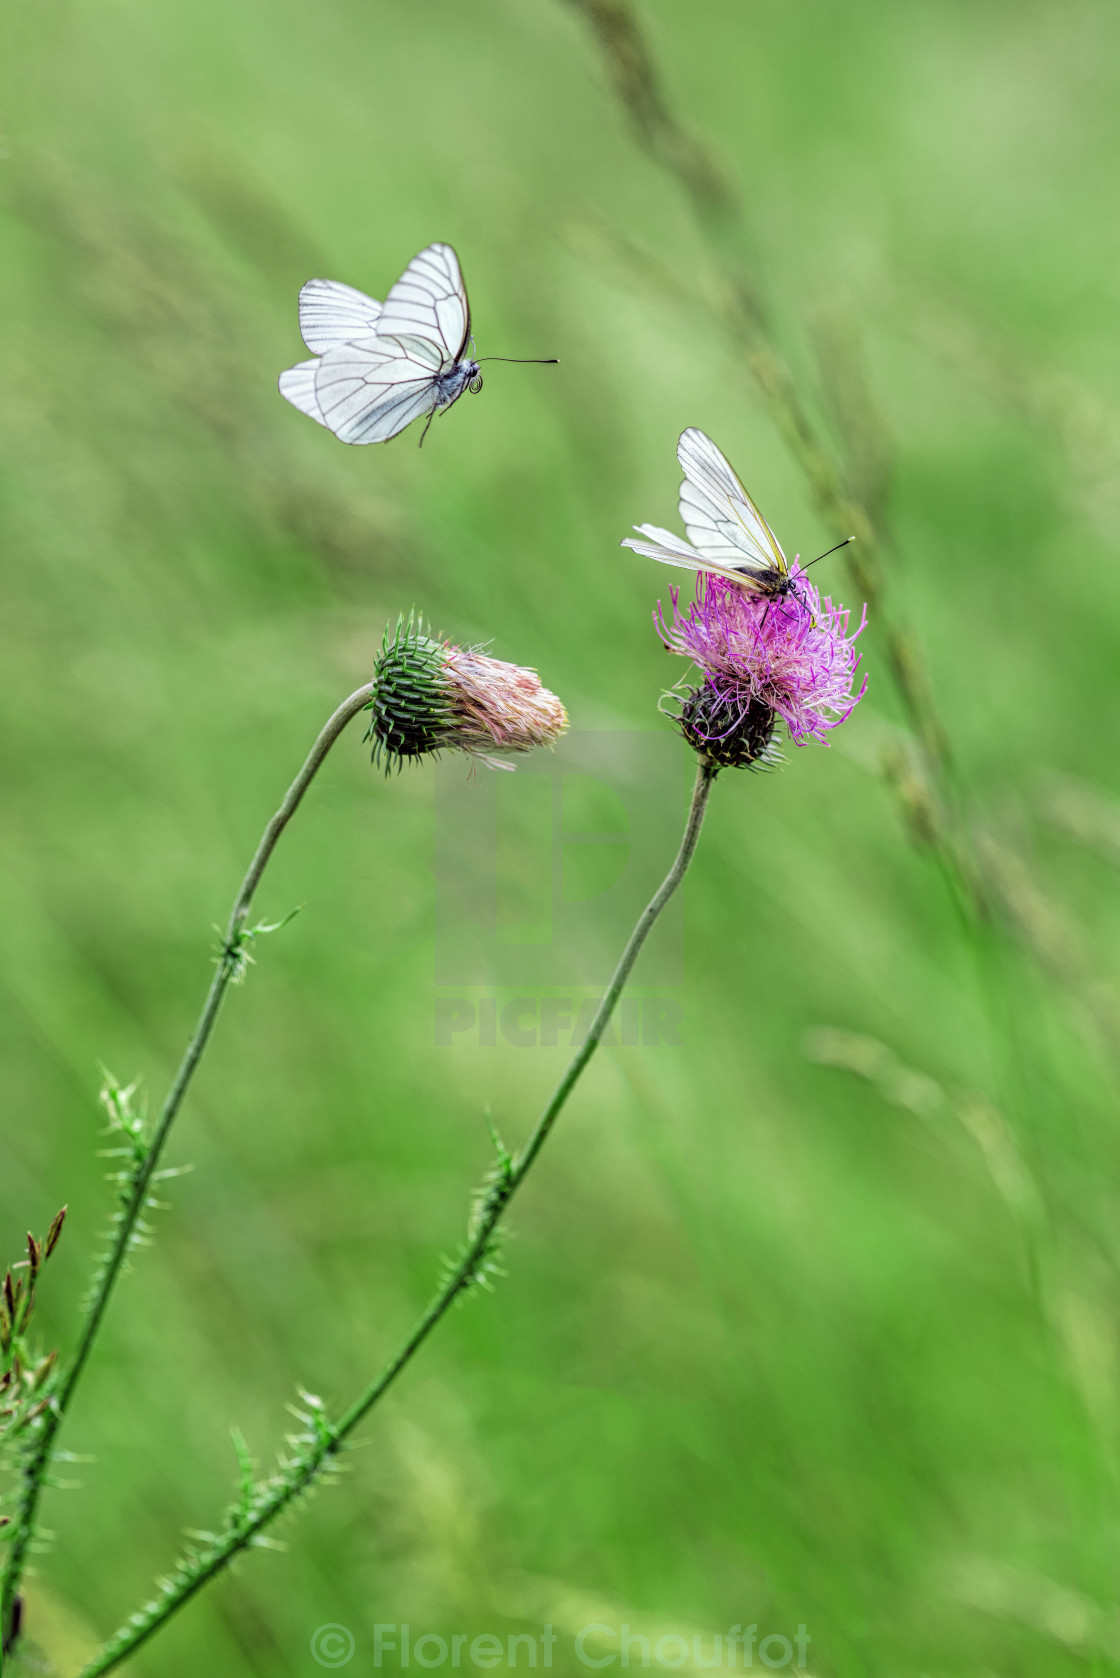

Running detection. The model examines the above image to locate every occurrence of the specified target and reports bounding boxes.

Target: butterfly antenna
[800,536,855,571]
[475,357,559,365]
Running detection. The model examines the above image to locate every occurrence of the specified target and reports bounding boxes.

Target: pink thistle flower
[655,568,868,769]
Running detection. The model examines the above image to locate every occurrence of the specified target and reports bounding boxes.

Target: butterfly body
[732,562,793,599]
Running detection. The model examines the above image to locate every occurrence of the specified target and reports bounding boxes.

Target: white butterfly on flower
[279,243,555,446]
[623,428,850,603]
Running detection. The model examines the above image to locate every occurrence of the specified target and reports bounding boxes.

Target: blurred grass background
[4,0,1120,1671]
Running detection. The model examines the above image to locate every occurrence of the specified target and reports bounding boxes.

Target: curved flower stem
[0,682,376,1658]
[76,757,719,1678]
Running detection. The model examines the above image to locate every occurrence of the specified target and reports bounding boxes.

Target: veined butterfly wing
[622,524,764,583]
[278,359,330,428]
[298,279,383,355]
[375,243,470,367]
[676,428,788,577]
[313,334,445,445]
[622,525,703,569]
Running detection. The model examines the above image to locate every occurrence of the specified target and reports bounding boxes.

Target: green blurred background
[4,0,1120,1671]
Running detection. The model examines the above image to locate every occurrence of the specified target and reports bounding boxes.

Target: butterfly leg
[418,408,437,449]
[789,584,816,629]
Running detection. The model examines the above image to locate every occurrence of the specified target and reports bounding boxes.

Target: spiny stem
[0,682,375,1660]
[76,758,719,1678]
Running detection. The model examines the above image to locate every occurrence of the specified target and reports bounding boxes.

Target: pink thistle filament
[655,568,868,763]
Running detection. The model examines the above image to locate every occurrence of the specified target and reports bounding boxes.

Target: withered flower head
[367,614,568,774]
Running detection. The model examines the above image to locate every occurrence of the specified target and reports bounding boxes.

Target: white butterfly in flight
[279,242,555,446]
[622,428,850,604]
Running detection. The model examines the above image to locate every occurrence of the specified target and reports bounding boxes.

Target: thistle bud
[366,614,568,774]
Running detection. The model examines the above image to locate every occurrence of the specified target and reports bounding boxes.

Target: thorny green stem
[0,683,375,1667]
[76,759,718,1678]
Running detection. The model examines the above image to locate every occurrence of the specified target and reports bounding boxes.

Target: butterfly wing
[313,333,444,444]
[375,243,470,367]
[278,358,330,427]
[677,428,788,576]
[298,279,383,355]
[621,524,766,583]
[622,526,703,569]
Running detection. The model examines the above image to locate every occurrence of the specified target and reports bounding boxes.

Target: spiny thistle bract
[676,683,781,771]
[656,569,867,771]
[366,613,568,774]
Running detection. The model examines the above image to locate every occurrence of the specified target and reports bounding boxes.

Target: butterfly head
[434,358,482,412]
